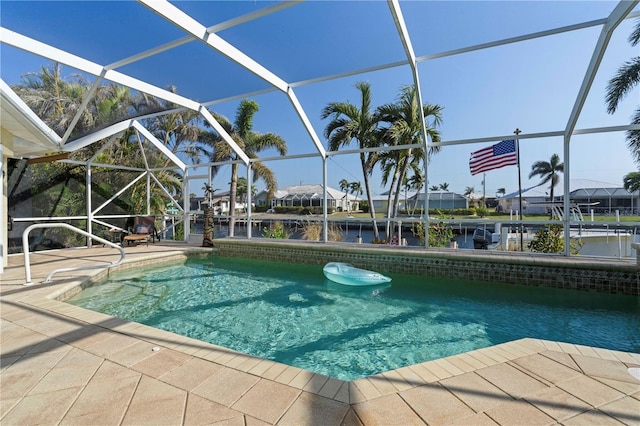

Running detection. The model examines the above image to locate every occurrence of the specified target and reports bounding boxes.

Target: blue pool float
[323,262,392,286]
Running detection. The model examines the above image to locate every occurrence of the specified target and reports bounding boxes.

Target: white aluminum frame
[0,0,638,257]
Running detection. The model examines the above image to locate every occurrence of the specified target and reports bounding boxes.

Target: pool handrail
[22,223,125,285]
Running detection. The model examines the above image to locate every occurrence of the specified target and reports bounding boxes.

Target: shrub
[300,220,343,241]
[412,220,454,247]
[529,225,581,254]
[274,206,302,214]
[475,207,489,218]
[262,221,289,239]
[271,206,334,215]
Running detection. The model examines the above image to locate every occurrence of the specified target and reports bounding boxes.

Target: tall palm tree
[349,181,362,213]
[378,147,403,230]
[606,18,640,166]
[236,177,252,211]
[623,171,640,215]
[201,99,287,236]
[13,63,88,137]
[405,171,424,215]
[529,153,564,206]
[339,178,350,213]
[322,82,383,240]
[376,85,443,239]
[142,87,208,169]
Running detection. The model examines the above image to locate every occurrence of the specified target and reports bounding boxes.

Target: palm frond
[627,108,640,166]
[629,18,640,46]
[605,57,640,113]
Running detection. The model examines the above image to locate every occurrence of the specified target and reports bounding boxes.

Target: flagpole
[514,128,523,251]
[482,173,486,208]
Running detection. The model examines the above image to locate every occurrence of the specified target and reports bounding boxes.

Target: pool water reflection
[67,256,640,380]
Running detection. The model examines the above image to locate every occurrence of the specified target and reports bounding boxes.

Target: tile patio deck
[1,242,639,425]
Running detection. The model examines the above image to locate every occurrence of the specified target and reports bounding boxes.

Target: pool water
[67,256,640,380]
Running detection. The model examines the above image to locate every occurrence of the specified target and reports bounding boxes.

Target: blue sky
[2,1,639,198]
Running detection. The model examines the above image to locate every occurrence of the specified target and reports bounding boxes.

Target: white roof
[270,185,359,201]
[0,79,62,157]
[503,186,549,199]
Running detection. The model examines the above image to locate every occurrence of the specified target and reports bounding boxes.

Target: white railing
[22,223,125,285]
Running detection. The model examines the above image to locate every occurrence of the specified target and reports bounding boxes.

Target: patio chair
[123,216,158,246]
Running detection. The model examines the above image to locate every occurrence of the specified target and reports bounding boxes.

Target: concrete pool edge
[18,280,640,406]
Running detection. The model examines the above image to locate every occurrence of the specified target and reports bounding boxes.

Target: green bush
[403,208,479,216]
[262,221,289,239]
[475,207,489,217]
[271,206,334,215]
[529,224,581,254]
[412,221,454,247]
[274,206,303,214]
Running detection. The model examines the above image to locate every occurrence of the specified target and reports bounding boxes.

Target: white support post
[246,165,252,239]
[322,156,328,243]
[86,165,93,248]
[561,0,637,255]
[1,144,5,273]
[388,0,431,247]
[183,168,190,243]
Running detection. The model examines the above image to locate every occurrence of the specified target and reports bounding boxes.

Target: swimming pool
[67,256,640,380]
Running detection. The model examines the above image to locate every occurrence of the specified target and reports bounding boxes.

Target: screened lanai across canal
[2,0,640,274]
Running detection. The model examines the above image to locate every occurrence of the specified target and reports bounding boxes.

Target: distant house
[409,191,469,210]
[498,186,548,214]
[561,179,639,215]
[254,184,359,211]
[371,191,469,213]
[192,191,247,214]
[498,179,639,216]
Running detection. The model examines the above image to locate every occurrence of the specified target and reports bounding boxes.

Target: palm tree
[13,63,88,137]
[236,177,252,211]
[529,153,564,207]
[376,85,443,239]
[623,171,640,215]
[464,186,475,198]
[496,187,506,197]
[606,18,640,166]
[202,183,218,207]
[201,99,287,236]
[429,185,440,191]
[322,82,383,240]
[349,181,362,213]
[142,87,208,168]
[439,182,449,191]
[339,178,350,213]
[623,171,640,193]
[405,171,424,215]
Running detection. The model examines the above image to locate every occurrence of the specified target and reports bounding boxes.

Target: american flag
[469,139,518,176]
